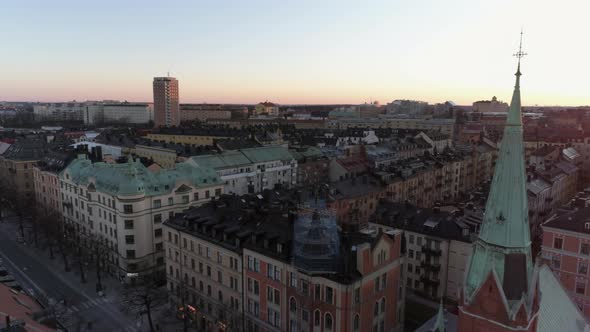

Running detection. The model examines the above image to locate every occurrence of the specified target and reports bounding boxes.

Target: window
[374,301,379,317]
[408,249,414,259]
[154,229,162,237]
[326,286,334,304]
[577,280,586,295]
[290,273,297,288]
[315,284,321,300]
[552,256,561,269]
[289,297,297,312]
[325,313,333,330]
[381,273,387,290]
[380,298,385,313]
[314,310,320,326]
[217,252,223,264]
[409,234,414,244]
[582,243,590,255]
[218,271,222,283]
[154,200,161,208]
[125,235,135,244]
[206,247,211,259]
[417,237,422,246]
[207,285,211,296]
[554,237,563,249]
[154,214,162,223]
[123,204,133,214]
[124,220,134,229]
[301,280,309,295]
[205,190,210,199]
[207,266,211,277]
[182,195,189,204]
[374,276,380,293]
[354,287,360,304]
[579,262,589,275]
[193,192,199,201]
[302,309,309,322]
[126,250,135,258]
[353,315,360,331]
[267,263,281,281]
[168,197,173,205]
[248,256,260,272]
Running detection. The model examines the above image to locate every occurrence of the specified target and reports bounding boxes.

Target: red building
[541,201,590,317]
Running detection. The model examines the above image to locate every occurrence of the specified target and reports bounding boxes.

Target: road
[0,222,141,332]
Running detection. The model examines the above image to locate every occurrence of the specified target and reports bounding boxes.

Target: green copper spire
[464,33,534,306]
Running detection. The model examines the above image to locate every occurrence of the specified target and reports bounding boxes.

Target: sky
[1,0,589,106]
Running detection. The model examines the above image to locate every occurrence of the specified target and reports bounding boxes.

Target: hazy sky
[1,0,589,106]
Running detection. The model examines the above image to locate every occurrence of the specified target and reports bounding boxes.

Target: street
[0,218,142,332]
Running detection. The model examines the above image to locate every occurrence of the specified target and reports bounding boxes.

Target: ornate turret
[459,32,540,332]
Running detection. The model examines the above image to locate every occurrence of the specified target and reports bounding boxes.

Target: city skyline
[2,0,589,106]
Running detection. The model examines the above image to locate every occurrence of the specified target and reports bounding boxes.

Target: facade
[134,145,178,169]
[472,96,509,113]
[289,146,329,187]
[33,150,73,216]
[153,77,180,127]
[328,117,456,140]
[59,157,223,280]
[163,192,404,332]
[180,104,232,122]
[188,146,297,195]
[145,128,250,146]
[370,201,473,301]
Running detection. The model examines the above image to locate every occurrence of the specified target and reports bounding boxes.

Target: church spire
[463,31,534,303]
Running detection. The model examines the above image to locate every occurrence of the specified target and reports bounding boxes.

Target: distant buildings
[385,100,428,115]
[472,96,508,113]
[188,146,297,195]
[179,104,232,122]
[0,139,48,201]
[254,101,279,117]
[153,76,180,127]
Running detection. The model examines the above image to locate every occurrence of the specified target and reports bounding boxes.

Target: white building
[188,146,297,195]
[59,156,224,280]
[33,102,88,122]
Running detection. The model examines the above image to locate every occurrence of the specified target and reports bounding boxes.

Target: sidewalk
[0,215,124,304]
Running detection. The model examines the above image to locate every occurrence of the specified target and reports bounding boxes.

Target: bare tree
[87,234,111,293]
[121,276,168,332]
[38,212,62,259]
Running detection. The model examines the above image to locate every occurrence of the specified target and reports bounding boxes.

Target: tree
[38,212,63,260]
[87,234,110,293]
[121,276,168,332]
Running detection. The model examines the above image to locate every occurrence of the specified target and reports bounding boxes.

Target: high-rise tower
[458,34,541,331]
[153,76,179,127]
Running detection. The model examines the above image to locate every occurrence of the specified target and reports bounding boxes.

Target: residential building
[33,102,87,122]
[59,156,223,280]
[0,139,47,201]
[328,117,456,140]
[289,146,329,187]
[134,145,178,169]
[33,148,74,216]
[163,191,404,332]
[254,102,279,117]
[153,77,180,127]
[180,104,232,122]
[385,100,428,115]
[0,283,56,332]
[370,201,473,301]
[188,146,297,195]
[541,196,590,317]
[472,96,508,113]
[146,127,250,146]
[326,175,385,228]
[103,102,153,124]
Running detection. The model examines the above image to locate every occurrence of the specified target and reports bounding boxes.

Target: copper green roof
[464,59,534,309]
[61,157,220,197]
[190,146,295,169]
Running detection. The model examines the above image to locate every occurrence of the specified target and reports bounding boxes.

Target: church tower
[458,33,541,331]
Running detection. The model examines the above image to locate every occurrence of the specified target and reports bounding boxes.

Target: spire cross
[513,30,527,75]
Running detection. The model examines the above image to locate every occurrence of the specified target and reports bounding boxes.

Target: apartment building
[541,194,590,316]
[163,191,405,332]
[370,201,473,301]
[289,146,329,187]
[59,156,223,280]
[326,175,386,228]
[254,102,279,117]
[180,104,232,122]
[153,77,180,127]
[188,146,297,195]
[146,127,251,146]
[33,102,87,122]
[0,139,48,201]
[33,149,74,216]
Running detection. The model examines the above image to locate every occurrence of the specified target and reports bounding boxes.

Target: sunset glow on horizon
[2,0,589,106]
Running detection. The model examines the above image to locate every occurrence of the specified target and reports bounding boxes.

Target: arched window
[207,285,211,296]
[325,313,333,330]
[380,298,385,313]
[353,314,360,331]
[374,301,379,316]
[289,297,297,313]
[314,310,320,326]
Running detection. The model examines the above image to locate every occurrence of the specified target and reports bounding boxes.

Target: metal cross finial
[513,29,527,60]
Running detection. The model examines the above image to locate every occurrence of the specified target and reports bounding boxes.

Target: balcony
[421,245,442,256]
[420,275,440,286]
[420,261,442,273]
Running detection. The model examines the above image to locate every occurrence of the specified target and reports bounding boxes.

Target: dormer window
[277,243,283,254]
